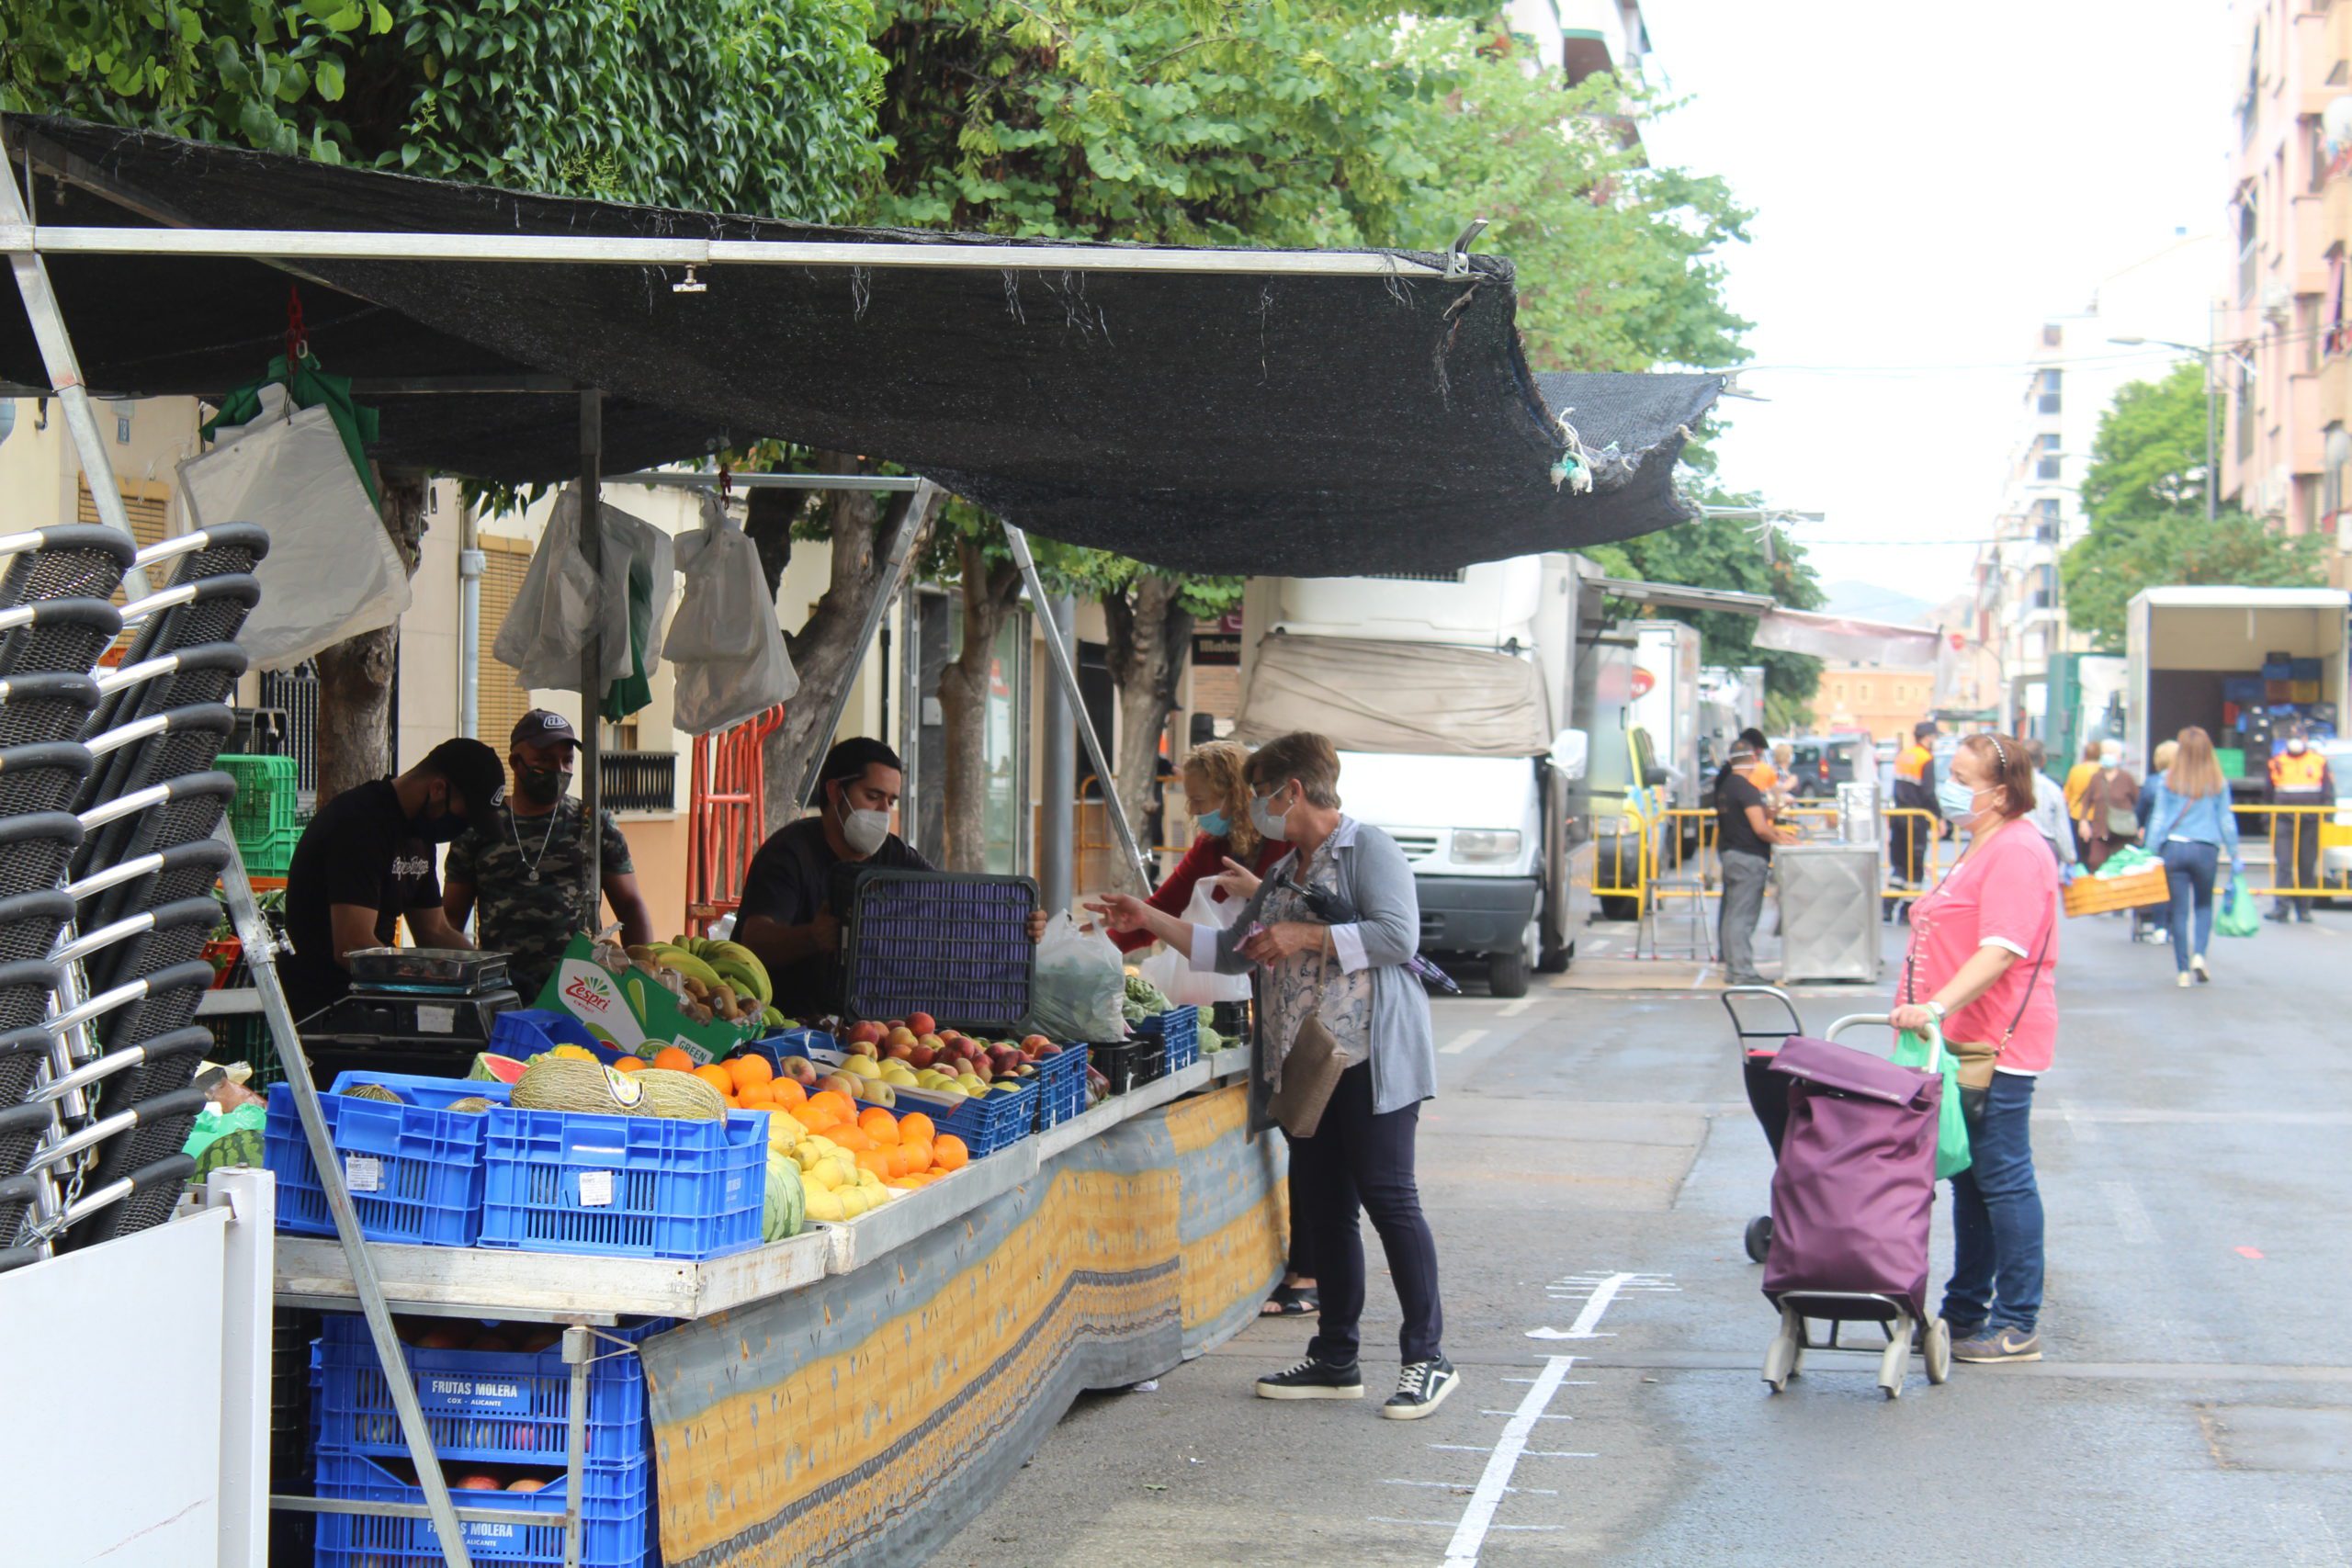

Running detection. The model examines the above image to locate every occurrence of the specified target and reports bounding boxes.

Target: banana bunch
[620,935,781,1030]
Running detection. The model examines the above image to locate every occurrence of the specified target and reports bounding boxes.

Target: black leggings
[1291,1064,1443,1366]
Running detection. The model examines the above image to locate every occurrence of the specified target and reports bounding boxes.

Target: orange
[855,1148,893,1178]
[738,1083,776,1108]
[858,1108,900,1145]
[612,1055,645,1073]
[727,1055,774,1094]
[900,1138,931,1173]
[897,1112,935,1145]
[772,1078,808,1108]
[694,1064,735,1095]
[808,1090,853,1123]
[652,1046,694,1074]
[886,1145,917,1179]
[799,1104,839,1132]
[933,1134,968,1171]
[831,1126,877,1154]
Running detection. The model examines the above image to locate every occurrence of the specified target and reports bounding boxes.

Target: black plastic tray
[346,947,511,993]
[841,869,1037,1033]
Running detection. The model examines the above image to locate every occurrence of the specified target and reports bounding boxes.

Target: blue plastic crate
[1135,1006,1200,1074]
[312,1313,667,1467]
[264,1074,511,1247]
[885,1076,1038,1157]
[311,1447,652,1567]
[1031,1043,1089,1130]
[477,1107,764,1260]
[839,870,1038,1034]
[2222,676,2268,705]
[2292,657,2324,681]
[487,1010,605,1062]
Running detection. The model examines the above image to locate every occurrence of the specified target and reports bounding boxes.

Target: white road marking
[1375,1519,1564,1533]
[1425,1444,1594,1456]
[1529,1270,1677,1338]
[1443,1356,1581,1567]
[1478,1409,1573,1419]
[2266,1500,2350,1567]
[1498,998,1534,1018]
[1441,1028,1491,1056]
[2100,1179,2157,1244]
[1386,1479,1559,1496]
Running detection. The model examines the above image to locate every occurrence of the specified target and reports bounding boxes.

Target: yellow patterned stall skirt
[640,1083,1284,1567]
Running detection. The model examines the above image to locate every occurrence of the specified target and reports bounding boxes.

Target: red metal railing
[686,705,786,935]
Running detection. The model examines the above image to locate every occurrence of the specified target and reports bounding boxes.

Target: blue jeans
[1942,1071,2044,1335]
[2161,840,2219,972]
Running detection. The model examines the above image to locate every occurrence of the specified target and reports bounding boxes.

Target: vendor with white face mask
[738,738,1047,1019]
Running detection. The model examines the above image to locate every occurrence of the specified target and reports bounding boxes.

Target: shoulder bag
[1266,943,1347,1138]
[1905,916,2053,1092]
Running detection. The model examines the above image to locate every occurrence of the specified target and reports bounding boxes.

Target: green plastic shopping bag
[1891,1021,1972,1179]
[2216,879,2260,939]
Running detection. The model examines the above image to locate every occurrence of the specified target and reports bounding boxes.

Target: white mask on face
[833,786,890,856]
[1250,781,1294,840]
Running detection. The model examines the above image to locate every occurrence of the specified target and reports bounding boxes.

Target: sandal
[1261,1283,1319,1316]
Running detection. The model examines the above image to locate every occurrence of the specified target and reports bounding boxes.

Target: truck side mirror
[1549,729,1589,780]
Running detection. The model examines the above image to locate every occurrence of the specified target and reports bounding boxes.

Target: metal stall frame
[2,149,1447,1562]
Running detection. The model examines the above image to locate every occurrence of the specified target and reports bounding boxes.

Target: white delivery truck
[2124,587,2352,789]
[1232,556,1606,997]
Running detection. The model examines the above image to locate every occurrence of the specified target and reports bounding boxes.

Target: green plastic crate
[2217,746,2246,779]
[218,754,301,874]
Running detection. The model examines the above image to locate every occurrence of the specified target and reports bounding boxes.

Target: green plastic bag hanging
[1890,1022,1972,1180]
[2216,879,2261,939]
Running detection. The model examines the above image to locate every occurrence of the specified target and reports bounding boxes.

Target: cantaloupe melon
[629,1067,726,1120]
[510,1057,645,1115]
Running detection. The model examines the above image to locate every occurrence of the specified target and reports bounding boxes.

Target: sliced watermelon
[469,1052,529,1085]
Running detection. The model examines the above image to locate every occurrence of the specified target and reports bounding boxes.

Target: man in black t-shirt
[280,738,508,1021]
[738,738,1050,1019]
[1716,742,1799,988]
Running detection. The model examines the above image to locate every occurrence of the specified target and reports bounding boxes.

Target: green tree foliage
[2061,363,2327,649]
[0,0,885,219]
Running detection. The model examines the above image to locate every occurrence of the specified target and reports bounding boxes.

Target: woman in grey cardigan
[1090,731,1454,1419]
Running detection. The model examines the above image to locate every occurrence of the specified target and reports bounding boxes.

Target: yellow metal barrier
[1589,807,1651,918]
[2216,802,2344,901]
[1883,807,1948,903]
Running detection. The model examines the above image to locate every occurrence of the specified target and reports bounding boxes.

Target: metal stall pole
[1001,525,1151,894]
[580,391,603,900]
[1040,593,1077,913]
[898,578,922,853]
[0,142,149,602]
[216,824,478,1565]
[793,480,942,811]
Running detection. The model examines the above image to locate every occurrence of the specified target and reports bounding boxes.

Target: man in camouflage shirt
[444,710,657,1004]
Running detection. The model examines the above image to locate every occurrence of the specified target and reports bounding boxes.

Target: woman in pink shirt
[1889,733,2060,1367]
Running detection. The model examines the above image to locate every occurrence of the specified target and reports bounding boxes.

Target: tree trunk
[758,456,941,828]
[935,533,1020,872]
[1102,573,1194,864]
[314,472,427,803]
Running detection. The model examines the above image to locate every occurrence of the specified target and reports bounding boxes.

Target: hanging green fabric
[203,351,382,505]
[600,542,656,722]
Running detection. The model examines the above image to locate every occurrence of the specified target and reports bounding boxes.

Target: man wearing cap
[281,738,506,1021]
[445,710,657,1004]
[737,737,1048,1020]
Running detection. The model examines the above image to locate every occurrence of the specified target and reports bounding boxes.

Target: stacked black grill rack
[0,523,271,1267]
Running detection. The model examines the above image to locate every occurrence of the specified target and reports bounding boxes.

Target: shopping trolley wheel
[1743,1215,1773,1264]
[1879,1318,1915,1400]
[1924,1317,1952,1385]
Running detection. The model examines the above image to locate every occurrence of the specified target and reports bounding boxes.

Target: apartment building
[2222,0,2350,538]
[1972,231,2219,733]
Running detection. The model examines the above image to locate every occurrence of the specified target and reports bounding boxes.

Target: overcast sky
[1636,0,2235,609]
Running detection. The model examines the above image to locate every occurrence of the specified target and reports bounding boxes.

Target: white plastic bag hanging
[1029,912,1131,1043]
[1136,879,1252,1006]
[178,384,412,671]
[492,487,674,693]
[666,494,799,735]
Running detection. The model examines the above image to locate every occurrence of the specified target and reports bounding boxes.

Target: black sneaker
[1256,1356,1363,1400]
[1381,1357,1460,1420]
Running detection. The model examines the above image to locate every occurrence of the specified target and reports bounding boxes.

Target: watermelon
[763,1153,806,1241]
[468,1053,529,1085]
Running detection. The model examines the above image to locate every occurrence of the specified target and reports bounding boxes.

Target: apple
[918,1033,944,1053]
[780,1056,820,1086]
[908,1011,937,1036]
[820,1073,862,1099]
[1034,1042,1062,1057]
[846,1021,887,1047]
[847,1037,879,1059]
[967,1058,993,1083]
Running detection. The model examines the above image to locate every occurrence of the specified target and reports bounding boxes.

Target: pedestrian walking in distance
[1715,741,1800,987]
[1890,720,1941,887]
[2144,727,2245,986]
[1088,731,1455,1419]
[1889,732,2060,1365]
[2265,722,2332,923]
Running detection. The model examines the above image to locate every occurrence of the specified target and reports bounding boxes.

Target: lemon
[804,1188,844,1224]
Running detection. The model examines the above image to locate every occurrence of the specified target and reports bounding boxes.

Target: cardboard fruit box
[532,933,757,1066]
[2064,864,2169,917]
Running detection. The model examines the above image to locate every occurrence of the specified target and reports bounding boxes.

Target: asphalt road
[943,907,2352,1567]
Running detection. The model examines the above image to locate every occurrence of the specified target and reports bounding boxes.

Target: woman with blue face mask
[1102,742,1311,1317]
